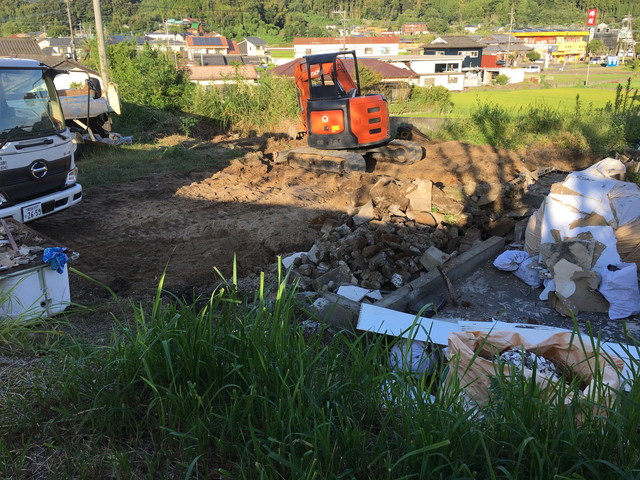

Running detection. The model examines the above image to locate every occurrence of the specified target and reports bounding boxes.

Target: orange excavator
[276,51,423,172]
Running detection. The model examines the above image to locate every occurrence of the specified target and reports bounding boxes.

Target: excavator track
[274,140,424,174]
[275,147,367,173]
[359,139,424,164]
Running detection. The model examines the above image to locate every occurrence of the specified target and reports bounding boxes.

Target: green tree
[46,25,69,37]
[358,65,383,94]
[587,39,608,57]
[493,74,509,85]
[105,42,194,111]
[526,50,541,62]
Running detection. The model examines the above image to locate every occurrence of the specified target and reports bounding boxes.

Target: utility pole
[65,0,77,61]
[333,6,348,50]
[506,6,514,66]
[92,0,110,85]
[618,15,634,61]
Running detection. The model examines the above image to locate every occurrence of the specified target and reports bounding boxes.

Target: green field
[451,87,616,117]
[448,86,617,116]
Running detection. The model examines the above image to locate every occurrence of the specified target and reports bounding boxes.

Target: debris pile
[0,221,46,271]
[276,175,492,294]
[498,348,560,381]
[494,158,640,319]
[279,210,485,295]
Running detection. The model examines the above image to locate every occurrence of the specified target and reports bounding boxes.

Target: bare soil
[31,137,596,311]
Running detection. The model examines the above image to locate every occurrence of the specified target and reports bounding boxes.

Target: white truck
[0,58,82,222]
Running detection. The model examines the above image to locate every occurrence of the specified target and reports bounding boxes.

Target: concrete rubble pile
[273,161,574,302]
[278,176,486,295]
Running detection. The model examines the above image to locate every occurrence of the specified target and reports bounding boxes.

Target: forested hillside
[1,0,638,41]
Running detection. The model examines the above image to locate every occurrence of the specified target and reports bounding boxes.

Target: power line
[0,10,64,22]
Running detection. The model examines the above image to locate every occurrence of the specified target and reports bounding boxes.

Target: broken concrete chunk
[353,201,376,226]
[369,178,410,211]
[281,252,305,269]
[547,259,609,316]
[320,218,338,234]
[468,182,504,206]
[391,273,404,288]
[540,238,597,272]
[309,293,359,331]
[336,285,372,302]
[406,179,433,213]
[312,263,353,291]
[297,264,314,276]
[388,205,406,217]
[307,244,320,264]
[488,217,515,238]
[409,211,438,227]
[419,246,451,271]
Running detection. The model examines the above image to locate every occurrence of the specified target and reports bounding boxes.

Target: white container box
[0,263,71,320]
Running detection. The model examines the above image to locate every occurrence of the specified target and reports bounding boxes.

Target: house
[141,34,187,54]
[512,29,589,63]
[185,34,231,59]
[480,34,532,65]
[0,36,44,57]
[592,24,620,55]
[107,35,138,45]
[187,65,259,86]
[401,23,429,35]
[194,54,264,66]
[37,37,76,57]
[376,55,466,91]
[293,36,400,58]
[239,37,267,56]
[423,36,486,68]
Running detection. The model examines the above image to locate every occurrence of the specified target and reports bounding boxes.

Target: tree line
[1,0,638,41]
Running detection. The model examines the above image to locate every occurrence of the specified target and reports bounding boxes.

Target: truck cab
[0,58,82,222]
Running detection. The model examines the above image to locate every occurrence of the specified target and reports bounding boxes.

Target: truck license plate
[22,203,43,221]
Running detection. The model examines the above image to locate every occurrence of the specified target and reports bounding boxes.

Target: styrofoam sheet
[357,303,462,345]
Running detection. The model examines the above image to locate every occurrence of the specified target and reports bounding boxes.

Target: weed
[179,116,198,137]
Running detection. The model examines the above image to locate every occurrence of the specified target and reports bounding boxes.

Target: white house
[377,55,466,91]
[293,36,400,58]
[37,37,75,57]
[239,37,267,56]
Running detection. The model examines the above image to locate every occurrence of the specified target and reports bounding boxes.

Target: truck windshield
[0,68,65,142]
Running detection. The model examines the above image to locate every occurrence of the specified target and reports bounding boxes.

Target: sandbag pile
[523,158,640,319]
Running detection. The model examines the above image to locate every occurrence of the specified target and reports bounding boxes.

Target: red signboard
[587,8,597,26]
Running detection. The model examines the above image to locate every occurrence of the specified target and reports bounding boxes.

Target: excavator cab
[294,51,391,150]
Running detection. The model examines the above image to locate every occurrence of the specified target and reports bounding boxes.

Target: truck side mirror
[87,78,102,99]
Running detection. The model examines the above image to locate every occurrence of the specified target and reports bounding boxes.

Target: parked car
[589,57,604,64]
[524,65,542,73]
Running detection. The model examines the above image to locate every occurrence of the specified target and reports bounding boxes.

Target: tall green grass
[436,78,640,154]
[5,267,636,478]
[189,72,299,135]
